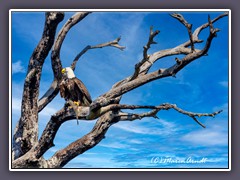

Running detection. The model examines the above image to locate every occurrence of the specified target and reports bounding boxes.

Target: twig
[117,103,222,128]
[71,37,125,70]
[171,13,195,52]
[130,26,160,81]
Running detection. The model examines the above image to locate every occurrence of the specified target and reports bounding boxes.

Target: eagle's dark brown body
[59,77,92,106]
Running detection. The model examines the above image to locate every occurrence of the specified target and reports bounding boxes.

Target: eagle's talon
[73,101,80,106]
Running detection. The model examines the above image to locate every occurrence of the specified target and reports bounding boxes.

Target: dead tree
[12,11,227,168]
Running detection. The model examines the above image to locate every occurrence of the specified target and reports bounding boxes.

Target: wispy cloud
[181,126,228,146]
[218,81,228,88]
[12,61,25,74]
[12,12,44,43]
[99,142,129,149]
[12,97,22,112]
[128,139,143,144]
[113,118,178,136]
[39,106,58,116]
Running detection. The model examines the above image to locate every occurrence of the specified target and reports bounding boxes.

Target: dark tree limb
[46,112,115,168]
[38,79,58,112]
[12,12,64,160]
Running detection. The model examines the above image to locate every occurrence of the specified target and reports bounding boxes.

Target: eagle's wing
[59,79,71,100]
[73,78,92,105]
[59,80,66,98]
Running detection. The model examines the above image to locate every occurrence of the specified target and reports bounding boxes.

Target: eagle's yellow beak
[61,68,66,74]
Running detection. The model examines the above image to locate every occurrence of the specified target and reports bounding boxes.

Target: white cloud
[99,142,129,149]
[12,12,44,43]
[219,81,228,88]
[181,128,228,146]
[129,139,143,144]
[12,82,24,95]
[12,61,25,74]
[39,106,58,116]
[12,97,22,112]
[113,118,178,136]
[11,88,57,117]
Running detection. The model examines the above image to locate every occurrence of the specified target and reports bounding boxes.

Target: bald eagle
[59,67,92,107]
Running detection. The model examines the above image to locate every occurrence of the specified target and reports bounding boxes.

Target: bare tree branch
[46,111,116,168]
[51,12,91,81]
[38,33,124,112]
[12,12,64,160]
[38,80,58,112]
[12,12,228,169]
[171,13,195,52]
[43,102,222,168]
[38,36,125,112]
[37,12,91,112]
[112,13,225,87]
[12,99,223,168]
[71,36,125,70]
[143,26,160,59]
[116,103,222,128]
[98,14,221,105]
[184,12,228,48]
[93,13,227,91]
[138,13,227,77]
[130,26,160,81]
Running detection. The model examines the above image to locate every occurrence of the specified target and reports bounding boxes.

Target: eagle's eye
[61,68,66,74]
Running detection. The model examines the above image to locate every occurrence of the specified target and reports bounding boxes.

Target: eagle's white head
[61,67,75,79]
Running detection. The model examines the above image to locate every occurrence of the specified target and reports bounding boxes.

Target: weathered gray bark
[12,11,228,168]
[12,12,64,160]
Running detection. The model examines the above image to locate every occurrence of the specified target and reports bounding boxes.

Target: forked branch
[131,26,160,81]
[171,13,195,52]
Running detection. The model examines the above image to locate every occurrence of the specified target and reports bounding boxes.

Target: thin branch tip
[170,13,183,18]
[175,57,181,64]
[114,36,122,42]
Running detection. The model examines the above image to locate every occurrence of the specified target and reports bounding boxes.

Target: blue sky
[11,11,229,169]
